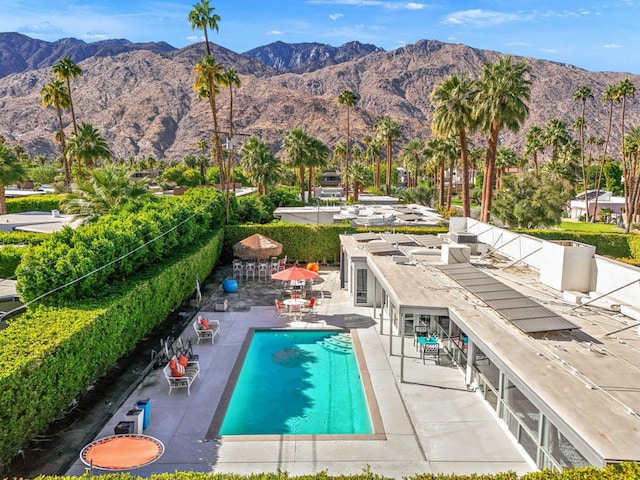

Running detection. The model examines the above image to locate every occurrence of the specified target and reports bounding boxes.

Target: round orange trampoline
[80,434,164,471]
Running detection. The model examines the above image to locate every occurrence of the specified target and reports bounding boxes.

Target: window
[503,378,539,438]
[541,417,590,469]
[356,269,367,304]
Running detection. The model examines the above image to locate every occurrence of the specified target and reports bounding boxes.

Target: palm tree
[40,78,72,186]
[188,0,221,57]
[592,84,620,220]
[239,136,281,195]
[349,160,373,202]
[364,137,383,191]
[219,68,241,222]
[623,127,640,230]
[306,137,330,199]
[333,141,347,189]
[523,125,545,176]
[573,85,594,220]
[283,128,313,201]
[194,55,224,182]
[51,56,83,135]
[473,56,531,222]
[0,143,27,215]
[337,90,359,197]
[60,166,152,222]
[543,119,572,162]
[431,74,475,217]
[401,138,426,188]
[617,78,637,230]
[66,123,111,176]
[373,117,401,196]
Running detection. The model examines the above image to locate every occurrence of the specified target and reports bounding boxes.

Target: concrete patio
[65,266,534,477]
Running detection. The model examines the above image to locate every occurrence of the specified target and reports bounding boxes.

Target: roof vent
[451,232,478,244]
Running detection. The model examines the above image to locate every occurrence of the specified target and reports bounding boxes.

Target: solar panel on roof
[510,316,579,333]
[455,278,503,287]
[363,243,401,255]
[498,306,562,321]
[436,264,580,333]
[411,235,444,247]
[473,290,525,301]
[483,297,539,309]
[352,233,379,242]
[379,233,415,244]
[464,283,514,294]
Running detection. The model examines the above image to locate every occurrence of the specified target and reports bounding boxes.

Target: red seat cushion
[178,354,189,368]
[169,359,184,378]
[199,318,210,330]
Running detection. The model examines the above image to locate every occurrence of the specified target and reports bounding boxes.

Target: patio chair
[277,255,288,271]
[413,325,428,348]
[232,260,243,279]
[163,356,200,395]
[176,336,198,361]
[258,261,269,281]
[270,258,279,276]
[301,296,316,316]
[245,262,256,281]
[193,316,220,344]
[275,299,287,317]
[421,342,440,365]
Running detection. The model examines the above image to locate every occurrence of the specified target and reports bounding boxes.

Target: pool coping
[206,327,386,442]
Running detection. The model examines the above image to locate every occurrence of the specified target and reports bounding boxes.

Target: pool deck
[66,267,534,477]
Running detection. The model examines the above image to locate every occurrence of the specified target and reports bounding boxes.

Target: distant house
[319,171,341,187]
[568,190,624,221]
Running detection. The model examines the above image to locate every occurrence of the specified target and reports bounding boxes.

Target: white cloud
[83,30,109,40]
[186,35,201,42]
[443,9,530,27]
[406,3,425,10]
[19,21,63,35]
[266,30,283,36]
[329,13,344,20]
[604,43,622,48]
[505,41,533,47]
[308,0,428,9]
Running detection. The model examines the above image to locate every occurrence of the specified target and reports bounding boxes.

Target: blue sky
[2,0,640,73]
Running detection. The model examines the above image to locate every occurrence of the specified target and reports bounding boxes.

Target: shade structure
[232,234,283,259]
[80,434,164,471]
[271,266,319,281]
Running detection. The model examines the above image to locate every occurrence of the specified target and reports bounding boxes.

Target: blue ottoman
[222,278,238,293]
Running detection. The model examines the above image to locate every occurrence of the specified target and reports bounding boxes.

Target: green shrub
[0,229,223,466]
[6,194,61,213]
[15,188,225,304]
[521,230,632,259]
[0,245,24,278]
[235,194,276,224]
[0,231,49,246]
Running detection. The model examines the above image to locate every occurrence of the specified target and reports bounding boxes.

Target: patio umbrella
[271,266,319,281]
[232,233,283,259]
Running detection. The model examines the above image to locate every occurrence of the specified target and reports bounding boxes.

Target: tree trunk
[459,128,470,217]
[593,102,614,222]
[385,140,392,196]
[446,163,453,210]
[56,105,71,187]
[299,165,306,202]
[0,185,6,215]
[481,123,500,222]
[375,157,381,192]
[438,161,445,208]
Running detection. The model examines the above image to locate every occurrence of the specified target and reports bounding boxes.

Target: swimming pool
[218,330,374,436]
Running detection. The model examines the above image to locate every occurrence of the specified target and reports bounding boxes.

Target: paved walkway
[67,268,534,477]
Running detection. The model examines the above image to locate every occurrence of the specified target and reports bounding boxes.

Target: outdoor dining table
[283,298,307,318]
[416,336,438,349]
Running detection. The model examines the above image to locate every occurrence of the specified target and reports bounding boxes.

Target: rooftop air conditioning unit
[451,232,478,244]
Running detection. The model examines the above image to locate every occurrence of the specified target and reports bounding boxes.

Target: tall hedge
[0,229,223,466]
[6,194,61,213]
[223,223,357,264]
[520,230,633,259]
[15,188,225,304]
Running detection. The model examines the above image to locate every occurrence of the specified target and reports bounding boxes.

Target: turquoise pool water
[219,330,373,435]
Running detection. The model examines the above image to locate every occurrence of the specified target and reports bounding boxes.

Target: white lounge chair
[163,357,200,395]
[193,316,220,344]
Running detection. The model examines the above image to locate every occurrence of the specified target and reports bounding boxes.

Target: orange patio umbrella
[271,266,319,282]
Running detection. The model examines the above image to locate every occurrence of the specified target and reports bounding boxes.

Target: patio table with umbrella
[271,265,319,298]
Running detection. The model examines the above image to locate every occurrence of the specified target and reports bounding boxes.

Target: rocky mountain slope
[0,32,175,79]
[0,35,638,162]
[243,40,384,73]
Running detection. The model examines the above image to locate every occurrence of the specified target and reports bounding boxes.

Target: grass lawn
[559,221,622,233]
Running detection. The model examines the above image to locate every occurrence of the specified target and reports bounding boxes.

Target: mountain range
[0,32,638,162]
